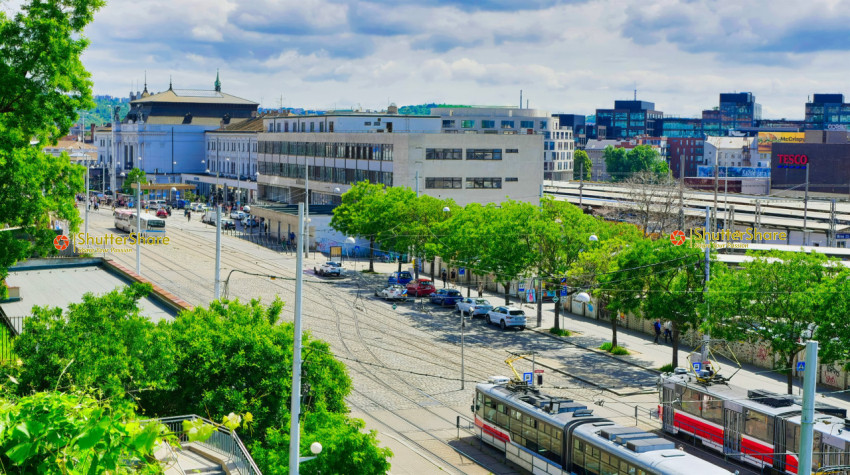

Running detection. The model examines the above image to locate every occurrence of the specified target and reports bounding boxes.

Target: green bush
[599,342,629,355]
[549,328,571,337]
[599,342,613,351]
[658,363,675,373]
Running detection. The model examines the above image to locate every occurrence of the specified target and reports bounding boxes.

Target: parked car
[230,210,247,220]
[221,219,236,230]
[314,261,343,277]
[242,216,260,227]
[388,271,413,286]
[456,298,493,317]
[430,289,463,306]
[155,208,169,218]
[486,306,527,330]
[375,284,407,300]
[406,278,436,297]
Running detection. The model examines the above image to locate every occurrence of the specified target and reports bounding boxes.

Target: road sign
[560,277,567,284]
[518,285,525,292]
[523,372,533,383]
[692,362,702,373]
[459,267,465,275]
[552,297,559,303]
[560,289,567,296]
[392,304,397,310]
[588,304,594,312]
[797,361,805,372]
[838,234,850,240]
[534,369,544,373]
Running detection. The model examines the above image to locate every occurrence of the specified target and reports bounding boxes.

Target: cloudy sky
[72,0,850,118]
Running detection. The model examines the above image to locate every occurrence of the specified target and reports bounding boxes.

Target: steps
[157,441,237,475]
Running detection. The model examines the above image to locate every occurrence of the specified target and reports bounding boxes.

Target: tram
[474,376,734,474]
[659,369,850,474]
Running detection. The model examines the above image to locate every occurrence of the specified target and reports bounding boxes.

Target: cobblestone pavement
[77,210,726,474]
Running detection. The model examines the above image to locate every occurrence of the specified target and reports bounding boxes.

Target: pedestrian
[441,268,447,287]
[94,201,99,211]
[653,319,662,344]
[663,321,672,344]
[450,269,456,283]
[187,210,192,222]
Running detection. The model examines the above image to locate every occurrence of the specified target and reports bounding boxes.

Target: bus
[113,210,166,235]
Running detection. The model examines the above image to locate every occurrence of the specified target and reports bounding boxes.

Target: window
[425,148,462,160]
[425,177,462,189]
[466,177,502,189]
[461,120,475,128]
[501,120,515,129]
[442,120,455,128]
[520,120,533,128]
[744,409,773,442]
[466,149,502,160]
[506,148,518,153]
[482,120,495,128]
[539,121,547,129]
[505,177,518,182]
[364,121,372,126]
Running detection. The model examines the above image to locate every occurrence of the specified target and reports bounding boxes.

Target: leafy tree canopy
[121,167,148,195]
[573,149,591,181]
[603,145,668,182]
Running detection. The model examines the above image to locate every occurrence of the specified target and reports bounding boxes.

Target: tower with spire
[214,69,221,92]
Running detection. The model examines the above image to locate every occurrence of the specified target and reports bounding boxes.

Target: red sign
[534,369,544,373]
[670,230,686,246]
[777,154,809,166]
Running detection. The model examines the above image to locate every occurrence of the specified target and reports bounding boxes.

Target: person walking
[653,319,662,344]
[663,321,672,344]
[187,210,192,222]
[441,268,448,287]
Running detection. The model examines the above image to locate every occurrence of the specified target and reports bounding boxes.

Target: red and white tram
[659,370,850,474]
[475,377,734,474]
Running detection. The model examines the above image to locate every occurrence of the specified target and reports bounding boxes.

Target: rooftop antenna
[520,89,522,109]
[526,99,529,109]
[634,82,637,101]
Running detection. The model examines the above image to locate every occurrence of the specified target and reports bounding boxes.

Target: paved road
[77,209,800,474]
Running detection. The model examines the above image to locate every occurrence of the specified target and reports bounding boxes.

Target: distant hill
[76,96,130,127]
[398,103,472,115]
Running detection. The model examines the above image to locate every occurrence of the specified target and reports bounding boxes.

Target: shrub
[549,328,571,337]
[599,342,613,351]
[610,346,630,355]
[658,363,675,373]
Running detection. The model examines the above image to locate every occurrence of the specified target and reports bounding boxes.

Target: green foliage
[573,149,591,181]
[603,145,668,181]
[549,328,571,337]
[76,96,128,127]
[12,283,175,407]
[0,0,103,285]
[599,342,612,351]
[0,391,167,474]
[252,411,393,475]
[121,168,148,195]
[658,363,675,373]
[598,342,629,355]
[159,298,351,443]
[397,103,471,115]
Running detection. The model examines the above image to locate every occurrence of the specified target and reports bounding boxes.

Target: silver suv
[486,306,527,331]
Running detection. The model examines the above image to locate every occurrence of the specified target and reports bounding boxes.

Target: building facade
[256,112,544,208]
[805,94,850,130]
[430,107,573,181]
[594,100,663,140]
[668,137,705,179]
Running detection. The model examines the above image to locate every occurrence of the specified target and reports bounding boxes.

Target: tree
[621,171,679,237]
[330,181,390,272]
[705,252,835,394]
[12,283,176,407]
[573,149,591,181]
[0,391,168,474]
[0,0,104,294]
[604,145,668,182]
[602,146,628,182]
[121,167,148,195]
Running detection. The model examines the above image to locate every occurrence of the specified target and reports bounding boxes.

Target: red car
[406,278,436,297]
[155,208,169,218]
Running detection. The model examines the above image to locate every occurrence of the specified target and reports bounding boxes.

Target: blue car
[430,289,463,306]
[388,271,413,286]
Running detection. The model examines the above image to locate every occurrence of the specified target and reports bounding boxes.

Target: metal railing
[145,415,262,475]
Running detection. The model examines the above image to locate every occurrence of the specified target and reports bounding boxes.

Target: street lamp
[170,186,177,204]
[345,236,355,267]
[299,441,323,463]
[120,171,142,276]
[206,167,223,299]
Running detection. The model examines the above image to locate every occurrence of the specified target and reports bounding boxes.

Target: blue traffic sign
[838,234,850,240]
[518,286,525,292]
[459,267,465,275]
[797,361,805,372]
[560,289,567,296]
[560,277,567,284]
[692,362,702,373]
[587,304,594,312]
[523,372,533,383]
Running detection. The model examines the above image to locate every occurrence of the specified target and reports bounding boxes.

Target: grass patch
[549,328,571,337]
[599,342,630,355]
[658,363,675,373]
[359,269,379,274]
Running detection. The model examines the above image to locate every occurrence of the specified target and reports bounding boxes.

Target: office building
[805,94,850,130]
[594,100,663,140]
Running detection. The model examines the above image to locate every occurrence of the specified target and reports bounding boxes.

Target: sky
[58,0,850,118]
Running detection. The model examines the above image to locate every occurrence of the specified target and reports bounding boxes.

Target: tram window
[496,403,508,428]
[483,397,497,423]
[572,440,584,469]
[743,409,773,442]
[476,392,483,417]
[702,396,723,424]
[681,388,702,416]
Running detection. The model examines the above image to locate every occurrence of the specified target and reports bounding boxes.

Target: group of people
[653,319,673,344]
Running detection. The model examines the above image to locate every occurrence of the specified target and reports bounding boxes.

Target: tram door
[662,388,676,433]
[723,409,742,457]
[773,417,786,473]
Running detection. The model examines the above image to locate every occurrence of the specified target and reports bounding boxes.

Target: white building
[704,136,761,168]
[94,76,258,194]
[430,107,573,181]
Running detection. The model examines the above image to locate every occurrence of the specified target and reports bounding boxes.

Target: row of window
[258,162,392,186]
[442,119,548,130]
[426,177,508,189]
[258,141,394,161]
[268,121,338,133]
[207,141,257,152]
[424,148,510,160]
[476,392,562,465]
[572,438,650,475]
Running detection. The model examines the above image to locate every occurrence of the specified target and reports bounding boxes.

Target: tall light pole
[236,155,241,209]
[84,163,90,236]
[289,202,306,475]
[207,167,222,299]
[803,164,810,246]
[304,154,310,258]
[442,205,463,389]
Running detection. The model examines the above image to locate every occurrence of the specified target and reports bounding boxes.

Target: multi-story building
[702,93,761,135]
[805,94,850,130]
[94,74,258,193]
[430,107,573,181]
[704,136,758,169]
[668,137,705,179]
[660,117,704,138]
[594,100,663,140]
[553,114,587,149]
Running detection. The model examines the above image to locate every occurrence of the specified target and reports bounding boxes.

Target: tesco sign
[777,154,809,166]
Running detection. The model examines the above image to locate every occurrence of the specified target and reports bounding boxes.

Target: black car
[221,219,236,230]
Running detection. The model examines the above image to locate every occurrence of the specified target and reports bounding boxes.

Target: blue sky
[71,0,850,118]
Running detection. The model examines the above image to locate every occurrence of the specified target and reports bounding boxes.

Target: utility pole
[754,201,762,242]
[728,205,735,234]
[289,203,306,475]
[798,340,818,475]
[304,156,310,258]
[803,164,810,246]
[712,150,719,232]
[678,155,685,231]
[214,196,222,299]
[579,161,584,207]
[537,184,543,328]
[136,181,141,275]
[701,206,710,364]
[84,166,89,236]
[829,199,837,247]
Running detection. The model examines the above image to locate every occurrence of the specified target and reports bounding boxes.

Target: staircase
[148,415,262,475]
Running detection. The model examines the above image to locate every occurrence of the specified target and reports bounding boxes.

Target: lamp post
[84,163,90,236]
[345,236,355,269]
[289,203,306,475]
[206,167,222,299]
[120,171,142,276]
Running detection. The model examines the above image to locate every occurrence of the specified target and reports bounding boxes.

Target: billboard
[757,132,804,153]
[697,166,771,178]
